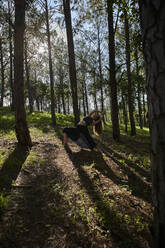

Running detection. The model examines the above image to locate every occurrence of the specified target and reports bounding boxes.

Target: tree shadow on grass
[96,141,152,204]
[0,143,93,248]
[56,127,151,204]
[64,144,144,248]
[0,144,30,194]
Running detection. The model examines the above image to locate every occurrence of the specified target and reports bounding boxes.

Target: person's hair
[92,116,104,136]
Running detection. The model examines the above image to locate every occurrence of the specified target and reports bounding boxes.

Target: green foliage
[0,107,15,135]
[0,193,7,214]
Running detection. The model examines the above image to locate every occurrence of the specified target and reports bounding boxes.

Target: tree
[123,3,136,136]
[44,0,56,126]
[139,1,165,247]
[24,35,34,113]
[107,0,120,141]
[14,0,32,146]
[63,0,80,125]
[8,1,14,111]
[0,38,5,107]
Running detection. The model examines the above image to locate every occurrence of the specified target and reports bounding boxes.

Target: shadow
[96,141,152,204]
[64,145,143,248]
[102,129,150,155]
[57,127,151,204]
[0,144,30,194]
[0,143,92,248]
[98,138,151,181]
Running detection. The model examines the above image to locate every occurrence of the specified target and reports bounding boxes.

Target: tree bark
[122,94,128,133]
[96,16,104,114]
[135,47,143,129]
[124,7,136,136]
[107,0,120,141]
[63,0,80,125]
[59,66,66,115]
[142,91,147,126]
[14,0,32,147]
[139,1,165,247]
[45,0,56,127]
[24,36,33,113]
[8,1,14,111]
[0,38,5,107]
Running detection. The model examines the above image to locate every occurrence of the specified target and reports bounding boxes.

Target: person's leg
[63,132,68,145]
[78,126,96,149]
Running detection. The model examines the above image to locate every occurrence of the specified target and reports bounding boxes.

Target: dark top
[83,116,93,126]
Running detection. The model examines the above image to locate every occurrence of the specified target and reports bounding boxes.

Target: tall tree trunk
[0,38,5,107]
[142,91,147,126]
[63,0,80,125]
[8,1,14,111]
[96,16,104,113]
[85,82,89,114]
[67,92,70,114]
[124,7,136,136]
[139,1,165,247]
[14,0,32,147]
[59,67,66,115]
[93,71,98,110]
[107,0,120,141]
[122,94,128,133]
[135,47,143,129]
[81,60,86,116]
[45,0,56,127]
[24,36,33,113]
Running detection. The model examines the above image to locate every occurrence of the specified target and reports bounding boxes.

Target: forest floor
[0,109,153,248]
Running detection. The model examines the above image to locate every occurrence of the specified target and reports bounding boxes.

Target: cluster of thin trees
[0,0,147,143]
[1,1,165,246]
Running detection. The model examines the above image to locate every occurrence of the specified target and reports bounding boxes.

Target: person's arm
[89,109,101,117]
[92,111,105,126]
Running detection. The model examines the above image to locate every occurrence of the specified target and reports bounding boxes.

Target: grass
[0,107,151,171]
[0,107,152,247]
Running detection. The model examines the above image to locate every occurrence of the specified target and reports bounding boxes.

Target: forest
[0,0,165,248]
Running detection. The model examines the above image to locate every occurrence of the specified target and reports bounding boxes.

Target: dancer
[63,109,105,150]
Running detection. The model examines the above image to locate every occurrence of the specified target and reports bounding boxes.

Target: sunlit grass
[24,151,45,167]
[0,107,151,170]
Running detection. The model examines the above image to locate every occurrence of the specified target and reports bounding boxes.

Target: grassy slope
[0,107,152,248]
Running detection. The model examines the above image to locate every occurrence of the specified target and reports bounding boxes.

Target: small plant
[0,193,7,214]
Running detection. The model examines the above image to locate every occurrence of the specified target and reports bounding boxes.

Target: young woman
[63,109,104,150]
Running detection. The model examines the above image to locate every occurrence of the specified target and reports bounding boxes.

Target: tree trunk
[122,94,128,133]
[45,0,56,127]
[8,1,14,111]
[81,60,87,116]
[124,7,136,136]
[60,67,66,115]
[107,0,120,141]
[63,0,80,125]
[142,91,147,126]
[96,17,104,114]
[67,92,70,114]
[135,47,143,129]
[0,38,5,107]
[85,82,89,114]
[139,1,165,247]
[24,36,33,113]
[93,71,98,110]
[14,0,32,147]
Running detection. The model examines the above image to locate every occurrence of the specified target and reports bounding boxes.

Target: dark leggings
[77,125,96,148]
